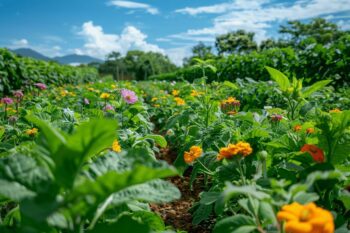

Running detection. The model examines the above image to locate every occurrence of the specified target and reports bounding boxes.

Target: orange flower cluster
[277,202,334,233]
[184,146,202,164]
[190,90,204,97]
[112,139,121,153]
[329,108,341,113]
[174,97,185,106]
[221,97,240,114]
[217,141,253,160]
[293,125,302,132]
[301,144,325,163]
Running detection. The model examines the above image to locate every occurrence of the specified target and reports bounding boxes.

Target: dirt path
[151,147,214,233]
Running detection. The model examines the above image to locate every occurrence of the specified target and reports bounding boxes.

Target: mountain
[12,48,51,61]
[11,48,103,65]
[53,54,103,65]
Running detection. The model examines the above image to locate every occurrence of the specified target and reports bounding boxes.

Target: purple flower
[120,89,138,104]
[34,83,47,90]
[1,97,14,105]
[84,98,90,105]
[13,90,24,98]
[104,104,114,111]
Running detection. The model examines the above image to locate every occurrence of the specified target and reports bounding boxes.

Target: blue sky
[0,0,350,65]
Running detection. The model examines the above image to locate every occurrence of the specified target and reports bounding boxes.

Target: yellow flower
[100,93,111,99]
[25,128,38,136]
[190,90,203,97]
[172,90,180,96]
[184,146,203,164]
[329,108,341,113]
[174,97,185,106]
[153,104,160,108]
[217,141,252,160]
[151,97,158,102]
[112,140,121,153]
[60,90,68,97]
[111,84,117,89]
[277,202,334,233]
[88,87,95,92]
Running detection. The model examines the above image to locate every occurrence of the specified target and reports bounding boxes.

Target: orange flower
[277,202,334,233]
[329,108,341,113]
[184,146,202,164]
[293,125,302,132]
[217,141,253,160]
[112,139,121,153]
[25,128,38,136]
[306,128,315,134]
[300,144,325,163]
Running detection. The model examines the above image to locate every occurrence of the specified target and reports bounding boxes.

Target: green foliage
[0,117,179,232]
[0,48,98,95]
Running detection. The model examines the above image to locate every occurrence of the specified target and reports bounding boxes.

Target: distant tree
[279,18,345,45]
[259,38,290,50]
[215,30,258,55]
[183,42,215,67]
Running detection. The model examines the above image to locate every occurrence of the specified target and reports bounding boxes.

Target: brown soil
[151,147,214,233]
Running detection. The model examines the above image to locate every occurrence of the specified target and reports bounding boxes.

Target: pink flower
[1,97,14,105]
[104,104,114,111]
[120,89,138,104]
[13,90,24,98]
[34,83,47,90]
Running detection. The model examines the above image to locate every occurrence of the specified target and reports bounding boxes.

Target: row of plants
[140,67,350,232]
[149,34,350,86]
[0,48,99,95]
[0,80,182,232]
[1,67,349,232]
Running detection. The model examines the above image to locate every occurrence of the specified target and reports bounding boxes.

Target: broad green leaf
[141,134,167,148]
[26,115,67,154]
[89,215,150,233]
[302,80,332,98]
[215,183,270,214]
[293,192,319,204]
[0,179,36,201]
[213,214,256,233]
[258,201,277,225]
[67,165,178,217]
[265,66,290,91]
[192,204,212,225]
[223,81,238,90]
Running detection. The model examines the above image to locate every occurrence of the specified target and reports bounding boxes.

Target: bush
[0,48,99,95]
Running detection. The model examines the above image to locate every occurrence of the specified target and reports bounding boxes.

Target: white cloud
[165,46,192,66]
[76,21,164,59]
[12,38,29,47]
[176,0,267,15]
[174,0,350,43]
[108,0,159,14]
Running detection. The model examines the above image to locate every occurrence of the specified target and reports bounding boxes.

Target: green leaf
[215,183,270,214]
[141,134,167,148]
[213,214,256,233]
[0,179,36,201]
[89,215,150,233]
[265,66,290,91]
[258,201,277,225]
[68,165,178,217]
[132,211,165,231]
[0,126,5,139]
[192,203,212,225]
[338,191,350,211]
[293,192,319,204]
[223,81,238,89]
[302,80,332,98]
